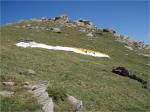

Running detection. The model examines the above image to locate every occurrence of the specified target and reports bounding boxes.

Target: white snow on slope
[16,42,110,58]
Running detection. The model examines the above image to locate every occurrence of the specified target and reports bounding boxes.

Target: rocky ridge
[11,15,149,50]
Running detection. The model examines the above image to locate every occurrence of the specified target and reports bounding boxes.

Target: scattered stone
[30,18,42,22]
[145,64,150,67]
[79,28,86,33]
[67,95,83,112]
[66,23,76,27]
[78,19,91,25]
[21,69,36,75]
[26,24,31,27]
[51,28,62,33]
[35,26,39,29]
[24,85,36,90]
[22,25,26,28]
[114,33,121,37]
[75,19,96,30]
[86,32,93,37]
[103,28,116,33]
[144,44,150,49]
[17,19,26,23]
[24,81,30,85]
[14,26,20,28]
[138,53,150,57]
[25,81,54,112]
[40,26,46,30]
[26,69,36,75]
[0,91,14,97]
[125,46,133,50]
[41,17,48,21]
[3,81,15,86]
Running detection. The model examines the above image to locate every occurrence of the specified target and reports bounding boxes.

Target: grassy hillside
[0,20,150,112]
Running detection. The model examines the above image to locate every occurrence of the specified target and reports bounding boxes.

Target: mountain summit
[1,15,150,112]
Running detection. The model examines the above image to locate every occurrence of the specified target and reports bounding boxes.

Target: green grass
[0,21,150,112]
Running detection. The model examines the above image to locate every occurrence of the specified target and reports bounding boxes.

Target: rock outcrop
[75,19,96,29]
[24,81,54,112]
[14,15,149,49]
[103,28,116,33]
[53,15,69,24]
[115,35,150,49]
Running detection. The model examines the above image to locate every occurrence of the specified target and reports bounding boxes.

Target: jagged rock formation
[115,35,150,49]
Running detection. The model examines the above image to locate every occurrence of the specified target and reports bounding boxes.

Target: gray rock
[53,15,69,24]
[24,81,30,85]
[26,24,31,27]
[138,53,150,57]
[75,19,96,30]
[25,81,54,112]
[41,17,48,21]
[145,64,150,67]
[21,69,36,75]
[103,28,116,33]
[51,28,62,33]
[3,81,15,86]
[15,26,20,28]
[79,28,86,33]
[40,26,46,30]
[124,46,133,50]
[22,25,26,28]
[114,33,121,37]
[86,32,93,37]
[0,91,14,97]
[67,95,83,112]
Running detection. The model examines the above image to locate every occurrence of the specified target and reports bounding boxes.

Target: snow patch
[16,41,110,58]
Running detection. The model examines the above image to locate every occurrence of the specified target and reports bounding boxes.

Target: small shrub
[47,85,67,102]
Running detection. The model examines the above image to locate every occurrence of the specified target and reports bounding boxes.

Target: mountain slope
[0,16,150,112]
